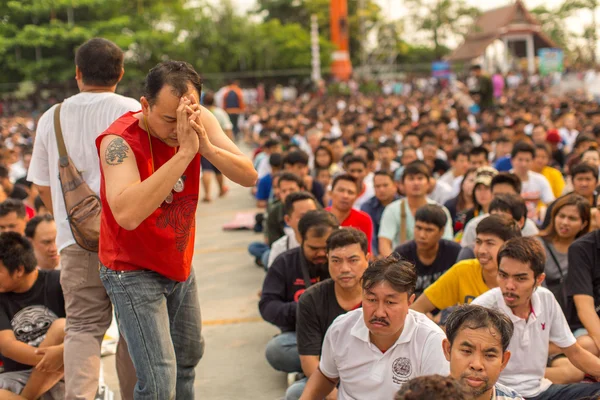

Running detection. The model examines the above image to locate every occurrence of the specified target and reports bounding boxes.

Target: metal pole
[311,14,322,83]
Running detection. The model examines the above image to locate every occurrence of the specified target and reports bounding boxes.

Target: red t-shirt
[95,112,201,282]
[326,207,373,253]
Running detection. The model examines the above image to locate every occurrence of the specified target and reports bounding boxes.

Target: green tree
[530,3,580,54]
[405,0,480,59]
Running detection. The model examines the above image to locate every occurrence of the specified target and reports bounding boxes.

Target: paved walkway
[102,147,288,399]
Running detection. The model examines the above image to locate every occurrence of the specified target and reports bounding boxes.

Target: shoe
[254,257,264,268]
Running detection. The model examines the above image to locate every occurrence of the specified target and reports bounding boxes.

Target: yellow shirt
[423,259,491,310]
[542,166,565,199]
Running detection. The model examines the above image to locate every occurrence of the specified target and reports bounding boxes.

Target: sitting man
[473,237,600,399]
[394,204,461,298]
[25,215,59,271]
[379,161,453,256]
[289,228,370,400]
[267,191,319,268]
[0,199,28,235]
[326,174,373,253]
[0,233,66,399]
[411,215,521,318]
[444,304,523,400]
[260,210,339,378]
[299,255,449,400]
[458,193,531,261]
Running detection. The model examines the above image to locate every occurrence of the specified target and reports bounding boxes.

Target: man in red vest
[96,61,257,398]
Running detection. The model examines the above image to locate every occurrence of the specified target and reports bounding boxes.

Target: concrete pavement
[102,149,288,399]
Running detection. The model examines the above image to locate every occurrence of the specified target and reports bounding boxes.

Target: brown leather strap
[53,104,69,166]
[399,199,407,244]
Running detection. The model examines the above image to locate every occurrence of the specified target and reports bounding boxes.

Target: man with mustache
[260,210,339,378]
[288,228,370,400]
[472,237,600,399]
[299,255,449,400]
[443,304,523,400]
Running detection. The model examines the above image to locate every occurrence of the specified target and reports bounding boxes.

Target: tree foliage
[0,0,335,90]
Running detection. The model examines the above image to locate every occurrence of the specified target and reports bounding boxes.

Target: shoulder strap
[399,199,407,244]
[53,104,69,165]
[541,238,564,279]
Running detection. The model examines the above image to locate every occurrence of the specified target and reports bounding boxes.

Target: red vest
[96,112,200,281]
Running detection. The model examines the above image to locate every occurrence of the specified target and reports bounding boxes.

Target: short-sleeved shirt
[514,170,556,218]
[0,270,65,372]
[565,230,600,331]
[255,173,273,201]
[27,93,141,252]
[394,240,461,297]
[494,383,525,400]
[327,207,374,253]
[378,198,453,248]
[472,287,576,398]
[361,195,400,255]
[423,259,490,310]
[319,309,449,400]
[208,106,233,130]
[296,279,351,356]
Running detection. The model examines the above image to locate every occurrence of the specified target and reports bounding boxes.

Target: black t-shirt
[311,180,325,207]
[565,230,600,331]
[259,247,330,332]
[296,279,353,356]
[0,270,65,372]
[394,240,461,297]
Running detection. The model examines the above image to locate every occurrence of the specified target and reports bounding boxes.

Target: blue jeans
[100,266,204,400]
[265,332,302,373]
[525,383,600,399]
[248,242,270,268]
[285,377,307,400]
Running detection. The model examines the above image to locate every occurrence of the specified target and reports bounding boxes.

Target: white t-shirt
[472,287,576,398]
[353,178,375,210]
[319,308,449,400]
[28,93,141,252]
[267,231,299,268]
[515,171,555,218]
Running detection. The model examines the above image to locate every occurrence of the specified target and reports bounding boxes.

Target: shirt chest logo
[541,322,546,330]
[392,357,412,384]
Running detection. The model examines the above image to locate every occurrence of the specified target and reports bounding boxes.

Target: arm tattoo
[105,138,129,166]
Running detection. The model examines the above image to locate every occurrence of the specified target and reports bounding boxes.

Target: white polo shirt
[472,287,576,398]
[319,308,449,400]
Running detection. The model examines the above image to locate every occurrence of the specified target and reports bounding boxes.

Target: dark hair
[278,172,304,189]
[394,375,467,400]
[283,191,317,217]
[356,144,376,162]
[0,199,26,219]
[476,214,522,242]
[491,173,522,193]
[469,146,489,160]
[203,91,215,106]
[373,170,395,182]
[402,161,431,182]
[571,162,599,181]
[75,38,124,86]
[497,237,546,279]
[25,214,54,239]
[351,132,367,143]
[540,194,591,241]
[378,141,395,150]
[511,141,535,159]
[314,146,333,168]
[144,61,203,107]
[457,168,477,212]
[264,138,281,149]
[574,134,596,149]
[534,143,551,157]
[450,148,470,161]
[445,304,514,353]
[326,227,368,255]
[298,210,339,240]
[331,173,359,191]
[34,196,46,213]
[362,254,417,297]
[344,155,367,168]
[0,165,9,179]
[415,204,447,230]
[489,194,527,222]
[283,150,309,167]
[0,232,37,274]
[15,177,32,188]
[269,153,283,168]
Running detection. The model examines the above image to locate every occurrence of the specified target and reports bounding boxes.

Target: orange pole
[330,0,353,81]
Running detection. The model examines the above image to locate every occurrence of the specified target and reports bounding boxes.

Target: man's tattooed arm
[105,137,129,166]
